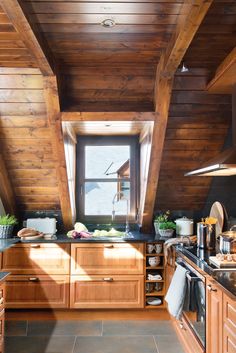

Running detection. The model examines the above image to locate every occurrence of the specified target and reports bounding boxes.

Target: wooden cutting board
[209,256,236,268]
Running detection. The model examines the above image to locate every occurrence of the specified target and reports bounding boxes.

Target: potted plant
[154,211,176,238]
[0,214,18,238]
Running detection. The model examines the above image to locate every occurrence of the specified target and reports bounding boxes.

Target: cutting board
[209,202,225,237]
[209,256,236,268]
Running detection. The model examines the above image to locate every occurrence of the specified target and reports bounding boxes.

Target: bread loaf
[17,228,40,238]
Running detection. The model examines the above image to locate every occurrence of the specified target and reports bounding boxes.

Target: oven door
[176,257,206,348]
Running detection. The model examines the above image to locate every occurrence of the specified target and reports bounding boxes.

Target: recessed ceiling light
[180,62,189,73]
[101,19,116,28]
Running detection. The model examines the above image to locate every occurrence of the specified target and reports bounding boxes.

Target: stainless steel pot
[197,222,216,250]
[218,225,236,254]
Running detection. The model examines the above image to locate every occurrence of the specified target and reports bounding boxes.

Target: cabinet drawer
[71,243,144,275]
[223,293,236,333]
[70,275,144,309]
[5,275,69,308]
[2,243,70,275]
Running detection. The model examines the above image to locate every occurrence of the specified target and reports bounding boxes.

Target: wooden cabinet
[70,242,144,309]
[70,275,144,309]
[173,316,204,353]
[206,278,236,353]
[3,243,70,309]
[5,275,69,309]
[2,243,70,275]
[71,243,144,275]
[206,278,223,353]
[0,281,6,353]
[223,293,236,353]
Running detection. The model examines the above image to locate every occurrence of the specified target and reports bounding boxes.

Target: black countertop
[175,245,236,298]
[0,238,19,252]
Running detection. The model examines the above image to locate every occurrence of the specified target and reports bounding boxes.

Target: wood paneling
[0,69,61,214]
[155,69,231,211]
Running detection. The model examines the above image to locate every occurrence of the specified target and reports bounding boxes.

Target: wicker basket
[0,225,14,239]
[158,229,174,238]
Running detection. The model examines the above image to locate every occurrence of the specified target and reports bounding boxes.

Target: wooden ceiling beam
[61,112,157,122]
[207,46,236,94]
[43,76,72,230]
[142,0,213,232]
[0,0,54,76]
[0,152,16,215]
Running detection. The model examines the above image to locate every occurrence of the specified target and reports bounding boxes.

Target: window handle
[80,185,83,196]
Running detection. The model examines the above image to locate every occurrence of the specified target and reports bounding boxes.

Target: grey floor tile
[155,335,185,353]
[103,320,175,336]
[5,336,76,353]
[73,336,158,353]
[27,320,102,336]
[5,321,27,336]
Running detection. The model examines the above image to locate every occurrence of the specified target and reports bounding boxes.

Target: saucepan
[218,225,236,254]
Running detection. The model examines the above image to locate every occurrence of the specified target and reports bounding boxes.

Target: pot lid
[175,216,193,222]
[220,231,236,239]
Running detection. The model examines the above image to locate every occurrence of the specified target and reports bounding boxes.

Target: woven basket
[158,229,174,238]
[0,225,14,239]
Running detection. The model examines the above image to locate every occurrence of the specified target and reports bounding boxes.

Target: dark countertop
[19,232,165,243]
[175,245,236,298]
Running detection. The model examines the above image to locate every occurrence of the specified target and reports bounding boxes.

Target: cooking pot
[218,225,236,254]
[175,216,194,236]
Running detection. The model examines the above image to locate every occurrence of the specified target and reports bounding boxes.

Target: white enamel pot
[175,216,194,236]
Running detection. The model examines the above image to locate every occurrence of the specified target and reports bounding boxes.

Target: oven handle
[175,260,205,282]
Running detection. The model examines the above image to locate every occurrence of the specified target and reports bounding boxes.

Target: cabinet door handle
[28,277,39,282]
[104,244,114,248]
[30,244,40,248]
[103,277,113,282]
[0,298,4,305]
[207,285,217,292]
[179,322,186,330]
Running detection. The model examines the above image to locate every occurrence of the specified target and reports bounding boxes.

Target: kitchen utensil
[209,202,225,237]
[147,244,155,253]
[175,216,193,236]
[148,256,160,267]
[197,223,216,250]
[155,244,162,254]
[218,226,236,253]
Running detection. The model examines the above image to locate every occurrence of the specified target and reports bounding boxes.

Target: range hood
[185,88,236,177]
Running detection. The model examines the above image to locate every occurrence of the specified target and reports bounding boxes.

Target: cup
[155,244,162,254]
[147,244,155,254]
[148,256,161,267]
[145,283,155,293]
[155,282,163,292]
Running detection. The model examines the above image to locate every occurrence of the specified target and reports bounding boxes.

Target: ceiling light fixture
[101,19,116,28]
[180,62,189,73]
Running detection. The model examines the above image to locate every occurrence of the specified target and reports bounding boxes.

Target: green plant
[154,210,170,223]
[0,214,18,226]
[158,221,176,230]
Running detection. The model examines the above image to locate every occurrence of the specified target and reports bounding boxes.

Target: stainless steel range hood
[185,88,236,177]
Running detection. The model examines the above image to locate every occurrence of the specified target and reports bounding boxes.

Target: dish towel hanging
[165,264,188,320]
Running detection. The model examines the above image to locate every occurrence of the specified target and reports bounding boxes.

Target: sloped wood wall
[0,68,60,213]
[155,68,232,211]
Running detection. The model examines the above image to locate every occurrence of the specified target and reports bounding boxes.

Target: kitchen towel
[165,264,188,320]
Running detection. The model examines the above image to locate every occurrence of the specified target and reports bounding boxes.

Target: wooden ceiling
[20,0,184,111]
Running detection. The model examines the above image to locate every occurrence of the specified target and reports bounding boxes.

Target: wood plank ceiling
[21,0,184,111]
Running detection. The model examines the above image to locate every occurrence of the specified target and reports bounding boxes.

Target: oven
[176,256,206,349]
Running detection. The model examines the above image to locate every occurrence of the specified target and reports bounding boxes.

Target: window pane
[84,181,130,216]
[85,146,130,179]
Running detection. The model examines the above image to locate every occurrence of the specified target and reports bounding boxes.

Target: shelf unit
[144,242,166,309]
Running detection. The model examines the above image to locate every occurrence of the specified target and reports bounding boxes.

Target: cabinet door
[206,278,223,353]
[223,293,236,353]
[70,275,144,308]
[2,243,70,275]
[71,243,144,275]
[5,275,69,308]
[173,316,204,353]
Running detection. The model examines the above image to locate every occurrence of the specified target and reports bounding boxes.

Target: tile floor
[5,320,185,353]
